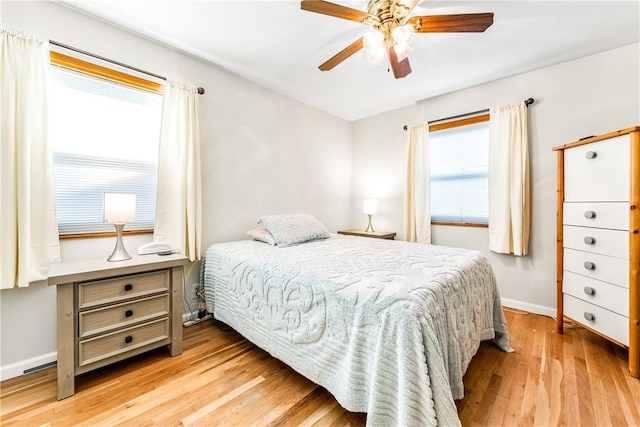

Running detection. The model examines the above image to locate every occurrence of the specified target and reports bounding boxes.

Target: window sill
[59,229,153,240]
[431,222,488,228]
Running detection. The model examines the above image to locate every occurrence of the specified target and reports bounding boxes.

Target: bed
[201,217,511,427]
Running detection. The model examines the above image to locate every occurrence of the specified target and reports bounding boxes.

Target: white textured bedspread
[202,234,511,426]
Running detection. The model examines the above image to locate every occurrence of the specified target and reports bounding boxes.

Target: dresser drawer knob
[583,312,596,322]
[583,236,596,245]
[584,211,596,219]
[585,151,597,159]
[583,286,596,295]
[125,310,134,317]
[125,336,133,344]
[124,284,133,292]
[584,261,596,270]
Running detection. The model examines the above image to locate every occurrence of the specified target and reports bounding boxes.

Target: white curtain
[154,80,202,261]
[404,124,431,243]
[0,25,60,288]
[488,102,530,256]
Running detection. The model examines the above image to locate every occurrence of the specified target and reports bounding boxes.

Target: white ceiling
[58,0,639,121]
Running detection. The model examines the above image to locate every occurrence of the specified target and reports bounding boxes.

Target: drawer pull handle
[583,236,596,245]
[585,151,597,159]
[583,286,596,295]
[583,211,596,219]
[125,310,134,317]
[124,284,133,292]
[583,312,596,322]
[125,336,133,344]
[584,261,596,270]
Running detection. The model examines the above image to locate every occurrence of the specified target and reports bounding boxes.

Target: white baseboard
[501,297,556,319]
[0,351,57,382]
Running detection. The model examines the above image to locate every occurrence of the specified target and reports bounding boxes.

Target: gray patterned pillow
[259,214,330,247]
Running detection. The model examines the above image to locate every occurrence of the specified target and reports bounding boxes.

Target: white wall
[0,1,352,380]
[351,43,640,315]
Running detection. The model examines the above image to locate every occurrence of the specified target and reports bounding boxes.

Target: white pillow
[246,227,276,245]
[259,214,330,247]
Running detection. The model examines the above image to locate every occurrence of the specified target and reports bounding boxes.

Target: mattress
[201,234,511,426]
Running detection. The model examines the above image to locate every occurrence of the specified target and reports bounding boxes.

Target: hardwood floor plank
[558,330,580,427]
[182,375,266,426]
[472,373,503,425]
[298,400,340,427]
[2,309,639,427]
[574,354,595,426]
[269,387,328,426]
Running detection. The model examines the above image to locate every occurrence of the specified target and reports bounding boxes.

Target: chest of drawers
[554,127,639,378]
[48,253,187,399]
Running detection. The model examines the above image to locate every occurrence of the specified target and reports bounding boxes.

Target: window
[50,52,163,236]
[429,116,490,225]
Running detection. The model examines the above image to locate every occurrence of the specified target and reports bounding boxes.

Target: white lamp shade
[363,199,378,215]
[103,193,136,223]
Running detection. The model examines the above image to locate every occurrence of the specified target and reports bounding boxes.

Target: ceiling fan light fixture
[392,24,414,61]
[367,51,386,65]
[392,24,415,46]
[394,44,413,62]
[363,30,386,65]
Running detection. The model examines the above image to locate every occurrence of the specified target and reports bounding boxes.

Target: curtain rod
[49,40,205,95]
[402,97,534,131]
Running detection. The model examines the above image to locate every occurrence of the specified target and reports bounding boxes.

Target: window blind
[53,153,157,234]
[429,121,490,224]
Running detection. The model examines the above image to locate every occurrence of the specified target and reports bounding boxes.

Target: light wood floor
[2,308,639,426]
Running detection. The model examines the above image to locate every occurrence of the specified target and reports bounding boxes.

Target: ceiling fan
[300,0,494,79]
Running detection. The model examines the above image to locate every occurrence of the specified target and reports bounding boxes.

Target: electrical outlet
[189,283,200,303]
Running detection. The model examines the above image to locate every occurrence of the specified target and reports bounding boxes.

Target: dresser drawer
[563,248,628,288]
[563,225,628,259]
[79,294,170,338]
[564,294,628,346]
[563,271,628,316]
[563,202,629,230]
[78,317,170,367]
[78,270,170,309]
[564,134,629,202]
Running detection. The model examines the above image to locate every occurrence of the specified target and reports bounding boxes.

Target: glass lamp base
[107,223,131,262]
[365,214,375,233]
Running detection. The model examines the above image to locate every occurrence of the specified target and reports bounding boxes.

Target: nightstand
[337,229,396,240]
[48,253,188,400]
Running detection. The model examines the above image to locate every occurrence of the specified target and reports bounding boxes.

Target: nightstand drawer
[564,134,629,202]
[78,317,170,367]
[564,294,628,346]
[79,294,170,338]
[563,248,628,288]
[563,225,628,259]
[563,202,628,230]
[563,271,628,316]
[78,270,169,309]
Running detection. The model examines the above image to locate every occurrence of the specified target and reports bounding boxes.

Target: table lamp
[363,199,378,233]
[103,193,136,262]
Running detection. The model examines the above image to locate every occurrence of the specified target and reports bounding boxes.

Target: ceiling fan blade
[407,13,494,33]
[391,0,420,19]
[319,37,364,71]
[387,47,412,79]
[301,0,373,24]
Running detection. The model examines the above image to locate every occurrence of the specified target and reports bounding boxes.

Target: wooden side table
[337,229,396,240]
[48,253,187,399]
